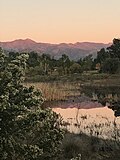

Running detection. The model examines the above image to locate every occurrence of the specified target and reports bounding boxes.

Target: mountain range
[0,39,111,60]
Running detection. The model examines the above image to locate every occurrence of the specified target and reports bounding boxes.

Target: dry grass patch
[25,82,81,101]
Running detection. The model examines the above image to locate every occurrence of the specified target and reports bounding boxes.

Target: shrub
[0,48,64,160]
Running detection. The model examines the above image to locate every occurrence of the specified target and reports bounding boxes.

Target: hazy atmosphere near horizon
[0,0,120,43]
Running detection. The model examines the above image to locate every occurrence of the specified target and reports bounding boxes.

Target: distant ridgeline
[81,85,120,117]
[0,38,110,60]
[1,38,120,75]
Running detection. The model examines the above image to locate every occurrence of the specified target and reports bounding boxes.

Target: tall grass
[25,82,81,101]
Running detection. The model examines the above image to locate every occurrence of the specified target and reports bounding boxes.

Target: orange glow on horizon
[0,0,120,43]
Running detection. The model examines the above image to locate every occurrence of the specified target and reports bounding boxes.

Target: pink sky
[0,0,120,43]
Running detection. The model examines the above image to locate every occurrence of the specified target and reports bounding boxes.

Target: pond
[51,85,120,140]
[53,106,120,140]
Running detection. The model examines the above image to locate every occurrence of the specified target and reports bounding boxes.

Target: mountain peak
[11,38,37,44]
[24,38,36,43]
[0,39,111,60]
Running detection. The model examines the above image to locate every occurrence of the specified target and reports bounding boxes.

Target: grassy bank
[59,132,120,160]
[25,72,120,86]
[25,73,120,102]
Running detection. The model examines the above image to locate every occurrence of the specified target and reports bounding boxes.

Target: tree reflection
[81,86,120,117]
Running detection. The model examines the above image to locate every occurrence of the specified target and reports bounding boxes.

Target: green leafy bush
[0,48,64,160]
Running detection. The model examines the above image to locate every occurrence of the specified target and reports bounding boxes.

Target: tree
[82,54,93,71]
[95,38,120,74]
[41,54,51,75]
[0,48,64,160]
[70,63,82,74]
[101,58,120,74]
[107,38,120,59]
[27,51,40,67]
[58,54,71,74]
[96,48,109,64]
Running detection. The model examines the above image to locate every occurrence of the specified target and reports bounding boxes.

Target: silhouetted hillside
[0,39,110,60]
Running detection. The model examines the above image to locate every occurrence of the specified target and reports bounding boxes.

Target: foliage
[101,58,120,74]
[70,63,82,74]
[58,54,71,74]
[95,38,120,74]
[95,48,109,64]
[107,38,120,59]
[27,52,40,67]
[0,48,64,160]
[82,54,93,71]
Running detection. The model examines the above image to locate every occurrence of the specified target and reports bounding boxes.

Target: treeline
[8,38,120,76]
[94,38,120,74]
[9,52,94,76]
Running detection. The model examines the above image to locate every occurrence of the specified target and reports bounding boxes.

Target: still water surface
[53,106,120,140]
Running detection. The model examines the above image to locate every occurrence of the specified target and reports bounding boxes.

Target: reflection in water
[81,85,120,116]
[53,107,120,140]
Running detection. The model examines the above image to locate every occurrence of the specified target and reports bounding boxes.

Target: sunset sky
[0,0,120,43]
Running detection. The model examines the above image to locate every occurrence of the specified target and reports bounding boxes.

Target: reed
[25,82,80,101]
